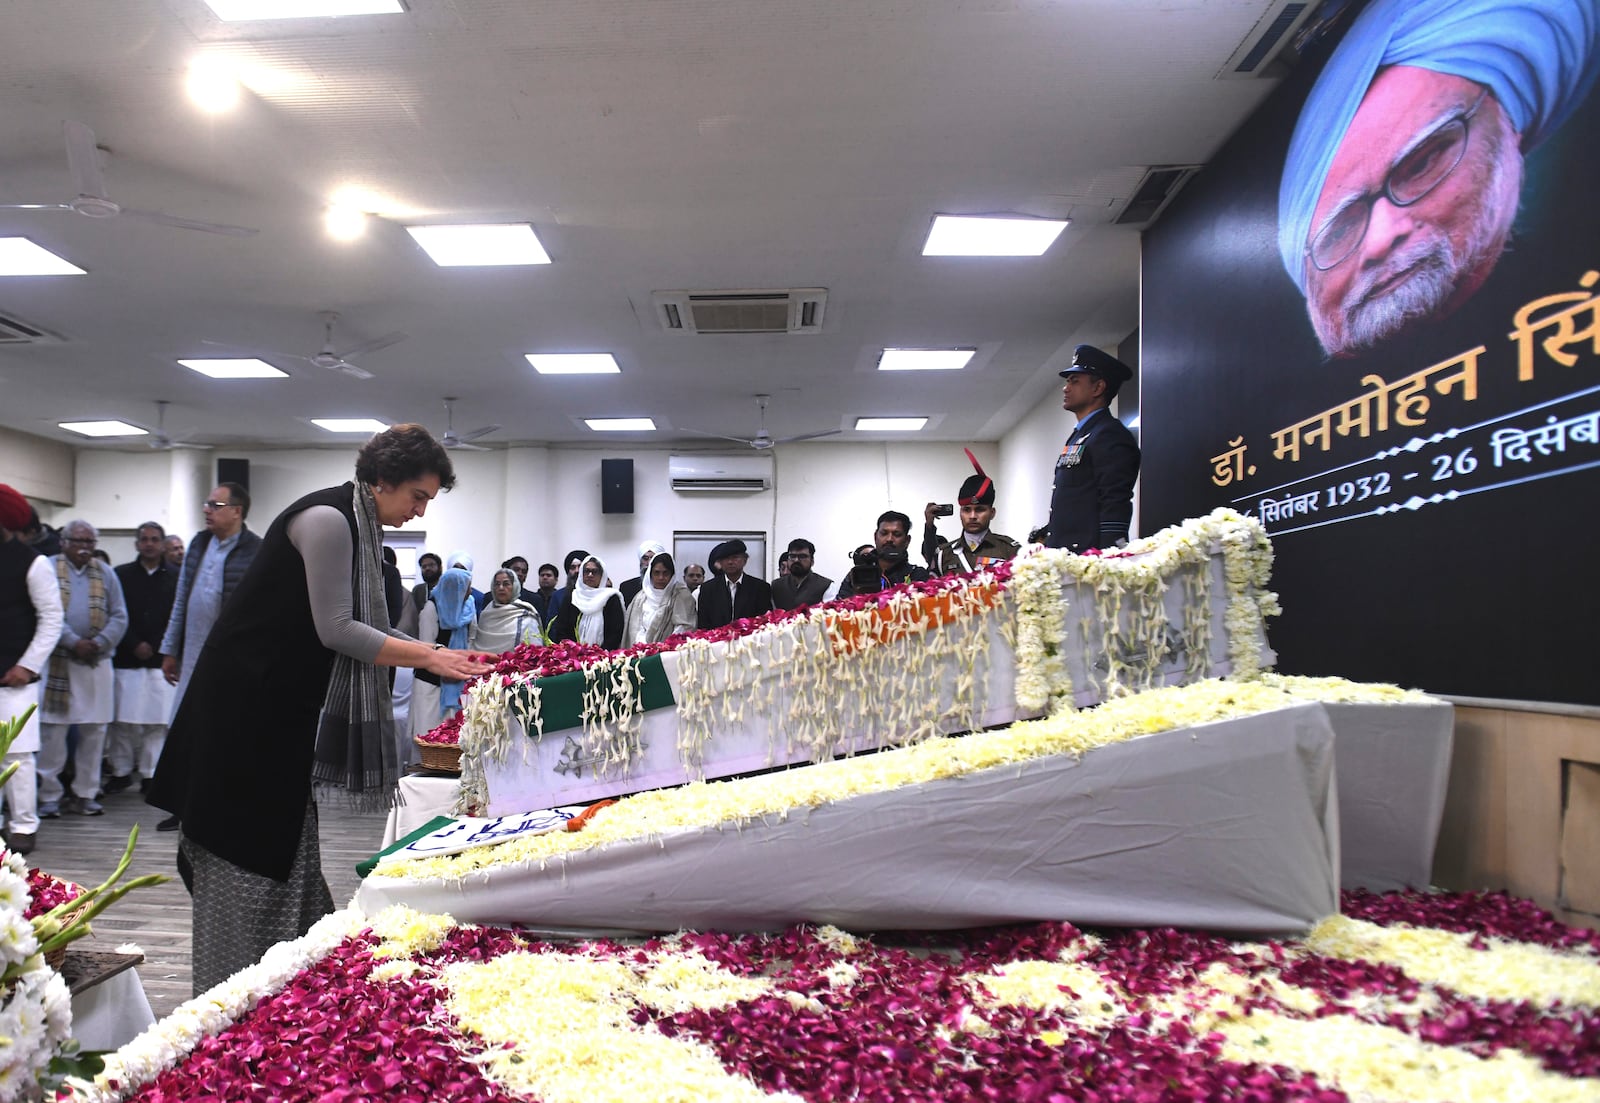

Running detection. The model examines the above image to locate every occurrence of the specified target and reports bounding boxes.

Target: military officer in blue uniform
[1045,345,1140,553]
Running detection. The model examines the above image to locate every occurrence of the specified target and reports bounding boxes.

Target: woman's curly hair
[354,423,456,489]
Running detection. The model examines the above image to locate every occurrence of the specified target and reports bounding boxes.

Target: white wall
[52,440,1003,590]
[997,388,1069,541]
[0,426,74,506]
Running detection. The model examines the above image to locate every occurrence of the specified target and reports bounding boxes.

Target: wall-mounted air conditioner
[669,454,774,493]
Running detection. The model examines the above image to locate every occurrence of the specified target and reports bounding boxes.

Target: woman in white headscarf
[548,554,625,649]
[470,567,542,654]
[623,552,697,645]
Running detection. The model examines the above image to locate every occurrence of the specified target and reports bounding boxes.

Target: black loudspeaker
[216,457,250,490]
[600,458,634,514]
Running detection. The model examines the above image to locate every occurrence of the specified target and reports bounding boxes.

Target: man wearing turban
[1278,0,1598,358]
[0,486,64,853]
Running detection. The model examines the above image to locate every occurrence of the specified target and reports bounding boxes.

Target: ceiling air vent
[1114,166,1201,226]
[1216,0,1317,79]
[0,311,63,345]
[653,288,827,335]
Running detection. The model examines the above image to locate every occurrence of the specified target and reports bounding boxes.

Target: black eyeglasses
[1306,89,1488,273]
[203,500,236,511]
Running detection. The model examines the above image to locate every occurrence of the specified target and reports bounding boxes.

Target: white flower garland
[1010,509,1279,712]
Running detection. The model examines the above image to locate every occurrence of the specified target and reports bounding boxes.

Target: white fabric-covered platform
[361,702,1341,936]
[1327,700,1453,892]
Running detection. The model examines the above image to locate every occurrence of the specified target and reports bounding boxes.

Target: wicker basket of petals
[414,737,462,775]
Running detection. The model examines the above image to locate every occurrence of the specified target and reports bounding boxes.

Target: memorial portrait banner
[1140,0,1600,704]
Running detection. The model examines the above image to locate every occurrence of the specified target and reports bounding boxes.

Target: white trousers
[2,752,38,835]
[38,722,107,804]
[107,722,167,779]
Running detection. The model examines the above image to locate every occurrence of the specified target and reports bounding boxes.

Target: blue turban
[430,566,477,709]
[1278,0,1599,292]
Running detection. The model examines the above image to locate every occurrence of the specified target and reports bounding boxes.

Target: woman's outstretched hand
[425,648,495,680]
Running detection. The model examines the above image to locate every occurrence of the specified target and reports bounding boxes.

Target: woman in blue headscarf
[409,565,477,743]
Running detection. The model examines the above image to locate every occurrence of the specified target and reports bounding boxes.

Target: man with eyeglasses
[158,482,261,829]
[1278,0,1598,359]
[39,520,128,817]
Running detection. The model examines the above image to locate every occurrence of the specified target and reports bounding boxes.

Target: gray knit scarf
[309,482,397,811]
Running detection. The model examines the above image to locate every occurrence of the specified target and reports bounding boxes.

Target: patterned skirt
[182,800,334,997]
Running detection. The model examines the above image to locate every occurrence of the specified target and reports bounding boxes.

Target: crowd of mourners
[0,453,1026,859]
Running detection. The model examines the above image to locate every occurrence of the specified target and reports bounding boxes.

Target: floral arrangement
[1257,672,1434,704]
[0,706,168,1100]
[377,676,1387,884]
[1008,508,1279,713]
[66,889,1600,1103]
[21,869,83,923]
[449,565,1015,815]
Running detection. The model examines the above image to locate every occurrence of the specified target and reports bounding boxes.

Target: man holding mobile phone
[922,450,1022,574]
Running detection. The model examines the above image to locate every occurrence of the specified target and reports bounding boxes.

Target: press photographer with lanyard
[148,424,493,995]
[837,511,930,597]
[1044,344,1141,554]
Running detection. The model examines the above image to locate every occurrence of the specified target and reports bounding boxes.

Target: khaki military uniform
[931,530,1022,575]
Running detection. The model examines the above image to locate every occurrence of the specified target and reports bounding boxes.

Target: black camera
[849,545,881,590]
[932,503,954,517]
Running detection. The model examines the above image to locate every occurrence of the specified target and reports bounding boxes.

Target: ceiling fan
[202,311,407,380]
[146,400,206,451]
[439,397,501,451]
[682,394,841,451]
[0,120,258,237]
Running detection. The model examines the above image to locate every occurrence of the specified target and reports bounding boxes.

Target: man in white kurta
[39,520,128,816]
[108,523,177,793]
[0,485,65,853]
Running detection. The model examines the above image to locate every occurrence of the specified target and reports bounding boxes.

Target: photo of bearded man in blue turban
[1279,0,1598,359]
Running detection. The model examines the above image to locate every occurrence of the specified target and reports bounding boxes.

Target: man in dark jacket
[836,511,930,598]
[106,522,178,795]
[157,482,261,830]
[1045,345,1141,554]
[695,539,773,628]
[770,538,832,610]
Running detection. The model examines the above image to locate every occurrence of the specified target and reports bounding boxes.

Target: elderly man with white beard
[40,519,128,817]
[1278,0,1598,359]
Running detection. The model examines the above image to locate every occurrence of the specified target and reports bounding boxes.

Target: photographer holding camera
[921,451,1021,575]
[836,511,930,598]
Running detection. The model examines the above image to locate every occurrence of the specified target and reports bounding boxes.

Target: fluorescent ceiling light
[186,57,240,113]
[526,353,620,375]
[311,418,390,433]
[406,224,550,267]
[203,0,404,19]
[585,418,655,432]
[0,238,85,276]
[854,417,928,432]
[179,358,288,379]
[922,215,1068,257]
[878,348,976,372]
[59,420,147,438]
[324,205,368,241]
